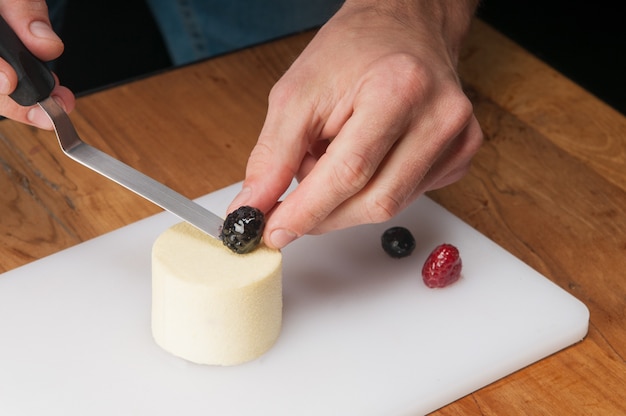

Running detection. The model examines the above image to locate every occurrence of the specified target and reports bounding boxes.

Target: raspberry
[220,206,265,254]
[421,244,462,288]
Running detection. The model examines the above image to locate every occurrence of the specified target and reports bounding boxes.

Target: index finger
[227,80,322,216]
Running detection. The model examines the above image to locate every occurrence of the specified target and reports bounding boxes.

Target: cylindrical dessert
[151,222,282,366]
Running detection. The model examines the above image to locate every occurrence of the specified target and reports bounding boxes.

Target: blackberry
[220,206,265,254]
[381,226,415,258]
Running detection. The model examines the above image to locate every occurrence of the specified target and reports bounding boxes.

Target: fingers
[233,58,428,248]
[0,1,72,129]
[0,74,74,130]
[0,0,63,61]
[265,86,411,244]
[306,90,482,235]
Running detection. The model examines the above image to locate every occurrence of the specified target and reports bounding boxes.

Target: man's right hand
[0,0,74,129]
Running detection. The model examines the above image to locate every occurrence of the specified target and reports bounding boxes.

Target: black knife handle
[0,15,55,106]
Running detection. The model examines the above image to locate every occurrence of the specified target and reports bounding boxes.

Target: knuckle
[394,54,431,94]
[448,92,474,126]
[247,141,274,167]
[433,88,478,145]
[468,116,485,148]
[268,77,300,108]
[245,141,293,180]
[329,150,374,197]
[369,54,432,103]
[364,192,404,224]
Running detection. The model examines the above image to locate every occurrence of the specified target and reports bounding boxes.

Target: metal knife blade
[39,98,224,238]
[0,16,224,239]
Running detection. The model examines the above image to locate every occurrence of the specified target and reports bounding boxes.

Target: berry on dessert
[220,206,265,254]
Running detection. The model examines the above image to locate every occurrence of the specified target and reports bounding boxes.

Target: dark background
[53,0,625,115]
[53,0,171,94]
[477,0,625,115]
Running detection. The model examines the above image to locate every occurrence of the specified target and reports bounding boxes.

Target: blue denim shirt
[144,0,343,64]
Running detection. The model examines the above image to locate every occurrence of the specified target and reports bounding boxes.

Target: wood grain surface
[0,20,624,415]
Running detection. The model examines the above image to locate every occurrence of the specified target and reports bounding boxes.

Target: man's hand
[0,0,74,129]
[228,0,483,248]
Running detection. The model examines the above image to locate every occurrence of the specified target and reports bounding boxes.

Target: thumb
[0,1,64,62]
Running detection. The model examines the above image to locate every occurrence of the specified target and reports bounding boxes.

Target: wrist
[339,0,478,62]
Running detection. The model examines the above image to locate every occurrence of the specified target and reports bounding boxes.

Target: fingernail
[27,106,52,129]
[0,71,10,94]
[269,229,297,249]
[29,21,61,42]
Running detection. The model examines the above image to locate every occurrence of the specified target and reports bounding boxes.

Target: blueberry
[381,226,415,258]
[220,206,265,254]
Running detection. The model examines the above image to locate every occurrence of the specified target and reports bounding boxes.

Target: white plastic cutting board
[0,182,588,416]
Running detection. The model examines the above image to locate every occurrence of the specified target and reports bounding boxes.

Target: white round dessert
[151,222,282,366]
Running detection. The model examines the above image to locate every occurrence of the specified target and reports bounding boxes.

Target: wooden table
[1,20,624,415]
